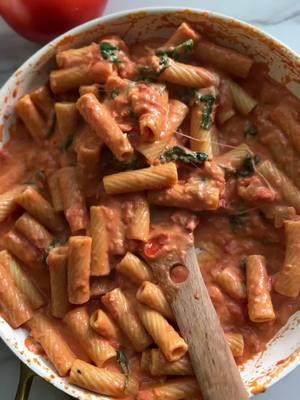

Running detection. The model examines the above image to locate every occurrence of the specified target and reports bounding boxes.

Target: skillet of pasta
[0,22,300,399]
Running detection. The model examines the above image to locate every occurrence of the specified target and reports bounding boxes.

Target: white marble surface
[0,0,299,398]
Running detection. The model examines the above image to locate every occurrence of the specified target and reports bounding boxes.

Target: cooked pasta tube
[77,142,101,197]
[15,212,54,250]
[47,170,64,212]
[137,377,200,400]
[262,204,297,229]
[215,143,252,171]
[30,85,54,118]
[246,255,275,322]
[224,332,244,357]
[257,160,300,213]
[50,61,113,93]
[102,288,152,352]
[257,116,300,187]
[103,162,178,195]
[48,246,70,318]
[116,252,154,284]
[77,93,134,162]
[217,80,235,124]
[16,186,65,233]
[130,84,168,142]
[59,166,89,233]
[158,22,200,51]
[126,194,150,241]
[79,83,101,98]
[150,349,193,376]
[137,304,188,362]
[0,262,33,328]
[195,40,253,78]
[68,236,91,305]
[274,220,300,297]
[0,186,24,223]
[70,359,139,396]
[190,104,213,156]
[228,80,257,115]
[29,312,76,376]
[148,179,220,211]
[140,349,152,373]
[90,206,110,276]
[136,281,174,320]
[89,309,122,343]
[16,94,50,141]
[3,230,41,267]
[0,250,44,309]
[137,99,188,163]
[156,57,219,88]
[56,42,100,68]
[270,104,300,154]
[55,102,79,141]
[215,267,247,301]
[64,307,116,367]
[30,85,55,133]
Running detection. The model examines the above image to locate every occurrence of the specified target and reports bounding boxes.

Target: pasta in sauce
[1,22,300,399]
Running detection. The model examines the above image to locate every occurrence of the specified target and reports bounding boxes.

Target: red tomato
[143,233,170,259]
[0,0,107,43]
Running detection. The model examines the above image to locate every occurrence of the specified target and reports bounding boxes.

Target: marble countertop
[0,0,299,398]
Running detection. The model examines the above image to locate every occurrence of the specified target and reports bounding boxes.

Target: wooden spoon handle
[172,247,248,400]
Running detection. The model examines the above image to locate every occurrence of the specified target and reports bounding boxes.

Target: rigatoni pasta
[274,220,300,297]
[246,255,275,323]
[64,306,116,367]
[90,206,110,276]
[67,236,91,304]
[29,312,76,376]
[48,246,70,318]
[77,93,134,162]
[137,304,188,362]
[0,250,44,309]
[70,359,139,396]
[102,288,152,352]
[16,186,65,233]
[116,252,154,284]
[103,162,178,195]
[59,166,88,233]
[0,262,33,328]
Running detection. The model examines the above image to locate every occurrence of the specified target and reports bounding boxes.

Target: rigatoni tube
[116,252,154,284]
[0,262,33,328]
[150,349,193,376]
[16,186,65,233]
[48,246,70,318]
[64,306,116,367]
[15,212,54,250]
[136,281,174,320]
[102,288,152,352]
[90,206,110,276]
[0,250,44,310]
[137,304,188,362]
[28,312,76,376]
[59,166,89,233]
[274,220,300,297]
[246,255,275,322]
[77,93,134,162]
[68,236,91,305]
[70,359,139,396]
[103,163,178,195]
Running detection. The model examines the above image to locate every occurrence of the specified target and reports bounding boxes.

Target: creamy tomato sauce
[1,22,300,399]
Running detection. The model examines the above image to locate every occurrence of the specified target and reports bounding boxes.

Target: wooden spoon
[148,246,248,400]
